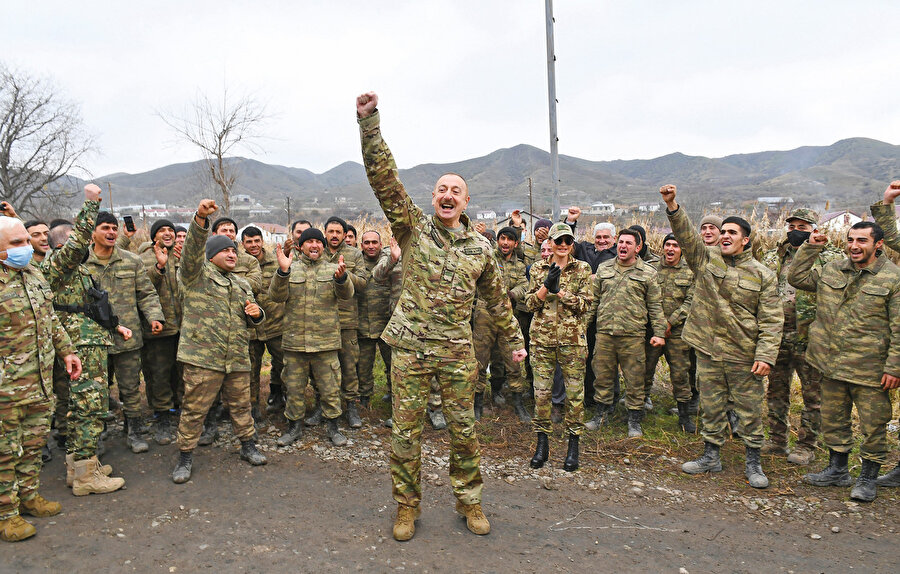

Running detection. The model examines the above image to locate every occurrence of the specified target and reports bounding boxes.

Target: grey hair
[0,215,26,238]
[594,222,616,236]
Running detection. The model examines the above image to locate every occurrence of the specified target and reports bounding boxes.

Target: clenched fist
[357,92,378,118]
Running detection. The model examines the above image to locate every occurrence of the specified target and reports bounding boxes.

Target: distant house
[758,196,795,208]
[239,222,288,245]
[475,210,497,220]
[233,194,253,205]
[587,202,615,215]
[638,203,660,213]
[819,210,864,231]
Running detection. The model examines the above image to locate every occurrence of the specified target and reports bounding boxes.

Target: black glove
[543,262,561,294]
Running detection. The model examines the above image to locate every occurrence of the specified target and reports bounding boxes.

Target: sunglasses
[553,236,574,245]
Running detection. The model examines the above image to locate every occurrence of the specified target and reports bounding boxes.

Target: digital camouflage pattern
[590,258,666,338]
[66,345,108,459]
[695,354,765,448]
[359,111,523,358]
[523,255,593,348]
[0,401,52,520]
[531,345,585,436]
[176,365,255,451]
[176,219,264,373]
[788,243,900,387]
[820,375,892,464]
[282,350,342,421]
[667,206,783,365]
[252,247,285,341]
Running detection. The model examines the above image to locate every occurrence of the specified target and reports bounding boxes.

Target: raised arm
[871,181,900,253]
[179,199,217,288]
[661,185,709,276]
[41,185,101,290]
[787,232,828,291]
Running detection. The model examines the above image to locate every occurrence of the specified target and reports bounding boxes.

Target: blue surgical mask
[1,244,34,269]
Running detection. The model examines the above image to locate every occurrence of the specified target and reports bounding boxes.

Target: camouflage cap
[785,208,819,225]
[548,222,575,240]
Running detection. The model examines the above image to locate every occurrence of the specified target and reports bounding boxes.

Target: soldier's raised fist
[197,199,218,219]
[357,92,378,119]
[84,183,102,202]
[659,184,677,209]
[884,180,900,204]
[809,230,828,245]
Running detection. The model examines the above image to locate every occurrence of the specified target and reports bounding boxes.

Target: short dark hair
[346,224,357,237]
[291,219,311,233]
[324,216,348,233]
[722,216,752,238]
[95,212,118,228]
[850,221,884,243]
[618,229,641,243]
[49,218,72,230]
[627,224,646,245]
[24,219,46,230]
[241,226,263,241]
[212,217,237,233]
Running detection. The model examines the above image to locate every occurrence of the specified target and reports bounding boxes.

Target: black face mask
[786,230,811,247]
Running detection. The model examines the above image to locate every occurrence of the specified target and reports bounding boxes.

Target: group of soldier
[0,92,898,544]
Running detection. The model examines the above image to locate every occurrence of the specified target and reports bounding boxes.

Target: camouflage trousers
[390,348,482,507]
[766,343,821,449]
[176,365,255,451]
[0,399,52,520]
[593,333,646,410]
[645,335,692,403]
[283,350,342,421]
[358,336,391,399]
[531,345,586,436]
[821,376,892,464]
[52,357,71,440]
[474,307,524,395]
[696,354,765,449]
[67,345,109,460]
[338,329,360,402]
[250,336,284,405]
[517,310,534,385]
[108,349,143,419]
[142,335,183,412]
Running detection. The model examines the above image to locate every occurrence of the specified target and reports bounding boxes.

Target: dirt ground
[5,404,898,574]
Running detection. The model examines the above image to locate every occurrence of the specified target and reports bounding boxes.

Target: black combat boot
[154,410,175,445]
[251,404,263,427]
[584,403,610,431]
[266,385,285,415]
[276,419,303,446]
[197,412,218,446]
[172,450,193,484]
[240,439,267,466]
[304,406,323,427]
[124,416,149,453]
[473,391,484,421]
[359,396,370,408]
[688,385,700,415]
[325,418,348,446]
[682,442,722,474]
[745,446,769,488]
[562,434,580,472]
[727,410,741,438]
[511,392,532,423]
[346,401,363,429]
[876,461,900,487]
[529,432,549,469]
[626,409,644,438]
[803,450,853,487]
[850,459,881,502]
[676,401,696,433]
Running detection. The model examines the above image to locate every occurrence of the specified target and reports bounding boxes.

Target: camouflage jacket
[357,249,392,339]
[233,249,263,295]
[325,242,369,330]
[788,244,900,386]
[591,258,666,338]
[40,199,113,348]
[668,206,783,365]
[269,254,353,353]
[176,218,264,373]
[478,247,528,313]
[85,245,164,354]
[1,264,75,404]
[522,241,540,267]
[762,240,841,351]
[524,255,593,347]
[251,247,285,341]
[871,200,900,253]
[359,111,523,357]
[138,241,182,338]
[372,247,402,311]
[652,257,694,338]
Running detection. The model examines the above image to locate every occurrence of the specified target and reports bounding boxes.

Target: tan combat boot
[72,457,125,496]
[392,504,421,541]
[20,494,61,517]
[456,501,490,535]
[0,515,36,542]
[66,454,113,488]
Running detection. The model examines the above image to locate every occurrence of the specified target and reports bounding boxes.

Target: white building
[819,210,863,231]
[475,210,497,220]
[587,202,615,215]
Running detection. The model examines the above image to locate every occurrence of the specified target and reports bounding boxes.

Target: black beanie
[497,226,520,241]
[205,235,236,259]
[663,233,677,245]
[299,228,326,246]
[628,224,648,257]
[174,225,187,234]
[151,219,175,240]
[95,211,118,228]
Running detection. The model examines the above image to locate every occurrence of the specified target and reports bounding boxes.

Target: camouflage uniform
[762,238,840,450]
[325,242,369,404]
[269,253,353,422]
[40,199,115,460]
[590,258,666,410]
[372,249,403,395]
[668,206,783,449]
[357,247,392,401]
[249,247,284,407]
[1,261,75,520]
[174,218,264,451]
[85,244,164,420]
[474,247,528,395]
[644,257,695,403]
[138,241,183,412]
[360,110,523,507]
[524,256,593,435]
[788,242,900,464]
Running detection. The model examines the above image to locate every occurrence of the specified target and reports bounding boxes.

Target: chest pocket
[820,272,847,292]
[735,275,762,308]
[0,287,28,331]
[859,283,890,319]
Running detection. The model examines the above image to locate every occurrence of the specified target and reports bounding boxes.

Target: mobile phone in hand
[123,215,136,232]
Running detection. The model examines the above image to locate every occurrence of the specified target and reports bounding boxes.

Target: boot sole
[73,482,124,496]
[682,463,723,474]
[803,476,853,487]
[240,455,267,466]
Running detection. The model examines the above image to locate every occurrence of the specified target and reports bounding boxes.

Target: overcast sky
[4,1,900,179]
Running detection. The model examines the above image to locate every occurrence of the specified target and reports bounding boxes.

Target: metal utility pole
[545,0,560,221]
[106,182,113,212]
[286,196,292,227]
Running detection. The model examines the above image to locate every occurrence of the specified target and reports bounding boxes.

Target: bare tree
[160,88,268,214]
[0,63,95,217]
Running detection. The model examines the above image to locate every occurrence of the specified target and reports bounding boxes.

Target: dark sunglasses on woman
[553,236,574,245]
